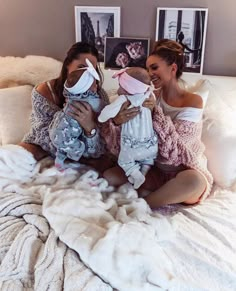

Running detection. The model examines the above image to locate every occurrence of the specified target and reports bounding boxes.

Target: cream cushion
[0,85,33,145]
[0,55,62,88]
[202,86,236,188]
[223,89,236,111]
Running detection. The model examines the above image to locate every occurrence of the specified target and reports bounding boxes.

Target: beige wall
[0,0,235,76]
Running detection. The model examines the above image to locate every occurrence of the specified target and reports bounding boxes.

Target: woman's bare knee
[176,170,205,190]
[177,170,206,204]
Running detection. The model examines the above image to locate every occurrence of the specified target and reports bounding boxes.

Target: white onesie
[99,90,158,189]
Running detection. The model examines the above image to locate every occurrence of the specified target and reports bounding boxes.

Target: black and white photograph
[75,6,120,62]
[104,37,150,70]
[156,8,208,74]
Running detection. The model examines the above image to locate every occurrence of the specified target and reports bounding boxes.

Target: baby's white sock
[129,169,145,189]
[128,176,134,184]
[140,164,151,176]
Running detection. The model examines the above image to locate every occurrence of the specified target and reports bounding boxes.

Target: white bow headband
[64,58,100,94]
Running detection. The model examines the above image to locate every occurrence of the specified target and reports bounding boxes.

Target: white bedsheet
[0,145,236,291]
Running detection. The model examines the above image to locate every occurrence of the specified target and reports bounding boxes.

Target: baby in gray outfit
[49,59,104,170]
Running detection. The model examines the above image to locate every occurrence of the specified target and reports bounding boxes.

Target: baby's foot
[133,174,145,189]
[129,169,145,189]
[140,164,151,176]
[128,176,134,184]
[55,163,65,172]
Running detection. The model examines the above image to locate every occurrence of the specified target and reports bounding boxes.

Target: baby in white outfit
[98,67,158,189]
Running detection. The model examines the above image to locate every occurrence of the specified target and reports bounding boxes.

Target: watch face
[90,128,96,135]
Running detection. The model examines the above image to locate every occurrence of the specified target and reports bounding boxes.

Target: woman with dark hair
[102,39,213,208]
[20,42,110,170]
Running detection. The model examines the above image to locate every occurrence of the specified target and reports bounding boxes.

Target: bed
[0,56,236,291]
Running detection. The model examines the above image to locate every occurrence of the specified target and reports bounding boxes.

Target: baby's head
[65,69,97,93]
[116,67,151,95]
[64,58,100,95]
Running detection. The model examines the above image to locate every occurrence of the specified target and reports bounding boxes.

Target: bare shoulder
[36,80,55,103]
[182,91,203,109]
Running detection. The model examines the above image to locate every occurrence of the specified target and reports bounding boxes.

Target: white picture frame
[156,7,208,74]
[75,6,120,62]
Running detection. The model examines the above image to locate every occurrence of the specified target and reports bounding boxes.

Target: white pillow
[222,89,236,111]
[0,85,33,145]
[202,86,236,188]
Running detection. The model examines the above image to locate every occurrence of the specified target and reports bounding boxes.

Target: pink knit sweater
[101,105,213,201]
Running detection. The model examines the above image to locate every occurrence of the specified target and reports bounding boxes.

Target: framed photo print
[156,7,208,74]
[75,6,120,62]
[104,37,150,70]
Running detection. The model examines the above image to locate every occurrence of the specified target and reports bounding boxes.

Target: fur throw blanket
[0,55,62,88]
[0,145,236,290]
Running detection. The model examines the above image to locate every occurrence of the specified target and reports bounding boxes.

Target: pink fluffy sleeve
[100,120,121,157]
[153,105,213,200]
[153,105,204,166]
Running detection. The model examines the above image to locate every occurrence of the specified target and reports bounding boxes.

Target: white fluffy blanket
[0,55,62,88]
[0,145,236,291]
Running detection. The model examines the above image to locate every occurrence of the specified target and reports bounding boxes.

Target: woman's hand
[113,100,140,126]
[142,94,156,111]
[67,101,96,135]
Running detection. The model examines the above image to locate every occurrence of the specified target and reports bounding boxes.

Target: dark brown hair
[66,69,85,88]
[150,39,184,79]
[53,42,103,107]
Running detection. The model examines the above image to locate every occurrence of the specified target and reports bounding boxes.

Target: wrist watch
[85,128,97,137]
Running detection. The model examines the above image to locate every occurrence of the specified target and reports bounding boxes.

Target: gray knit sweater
[23,87,108,157]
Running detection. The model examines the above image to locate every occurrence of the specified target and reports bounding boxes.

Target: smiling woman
[101,39,213,208]
[148,38,184,88]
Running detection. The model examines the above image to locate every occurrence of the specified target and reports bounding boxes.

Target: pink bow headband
[112,68,150,95]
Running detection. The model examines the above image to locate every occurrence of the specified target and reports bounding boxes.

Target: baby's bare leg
[103,166,128,186]
[144,169,207,208]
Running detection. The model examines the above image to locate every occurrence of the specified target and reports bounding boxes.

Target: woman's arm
[22,84,61,158]
[61,100,106,158]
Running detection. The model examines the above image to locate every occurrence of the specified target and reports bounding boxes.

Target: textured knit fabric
[23,87,108,157]
[101,103,213,201]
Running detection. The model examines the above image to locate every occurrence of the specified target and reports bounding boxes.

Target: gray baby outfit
[23,86,107,159]
[49,89,105,168]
